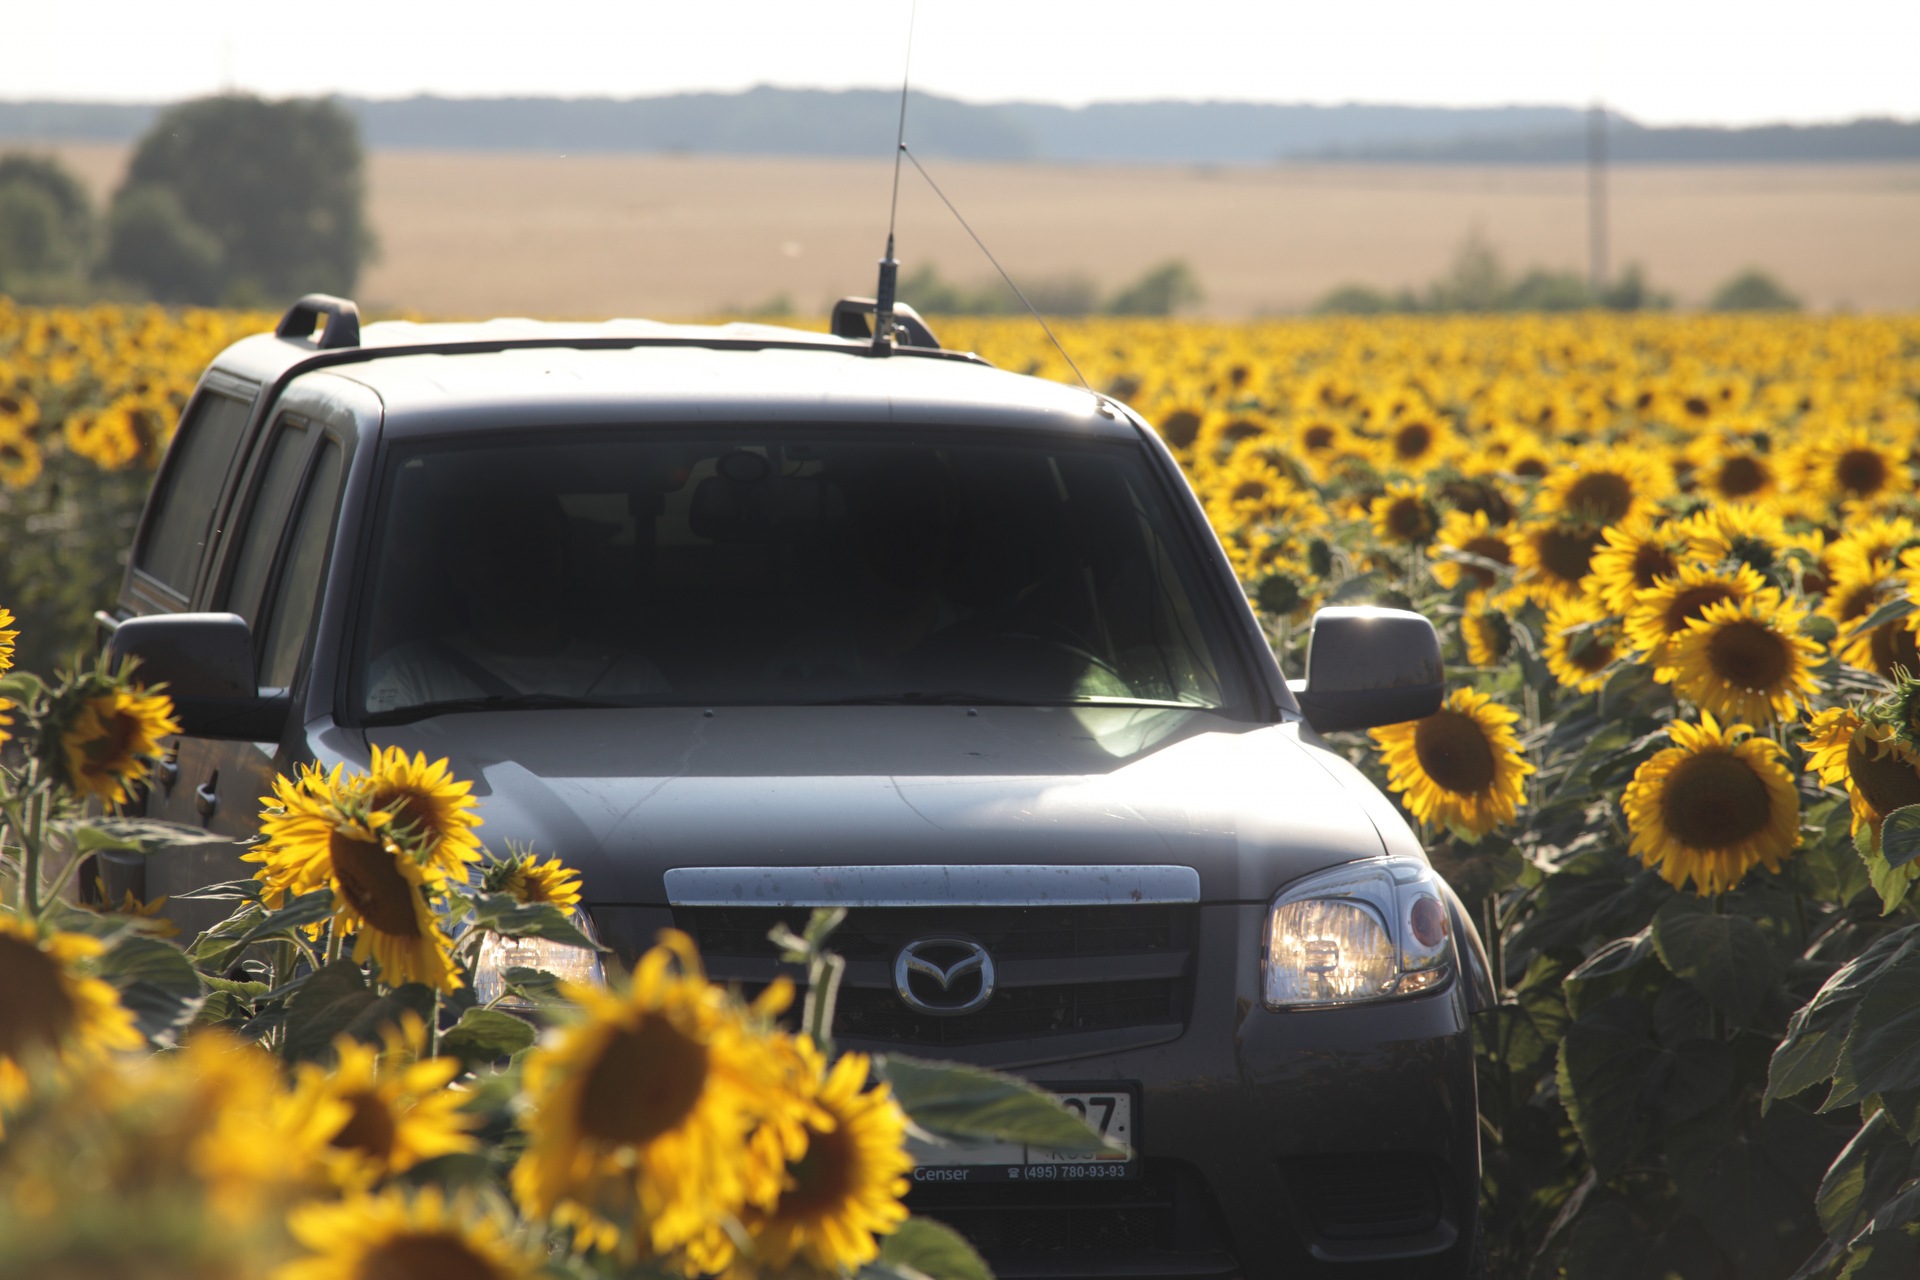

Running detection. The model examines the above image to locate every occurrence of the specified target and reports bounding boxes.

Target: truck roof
[209,314,1124,438]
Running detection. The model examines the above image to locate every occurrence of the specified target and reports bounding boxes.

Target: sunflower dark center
[1231,479,1269,503]
[330,1089,398,1162]
[1159,411,1201,450]
[1836,449,1890,496]
[1386,499,1432,541]
[1222,419,1264,445]
[1303,425,1337,452]
[779,1120,859,1218]
[1716,455,1769,497]
[1563,472,1635,523]
[1705,620,1791,689]
[76,707,141,776]
[0,935,78,1060]
[1662,585,1736,636]
[1537,528,1601,585]
[1632,545,1679,590]
[329,832,424,938]
[1394,423,1434,460]
[1848,740,1920,818]
[359,1232,505,1280]
[1870,622,1920,678]
[1683,396,1712,418]
[1659,751,1771,849]
[1568,633,1616,673]
[1460,536,1512,589]
[577,1015,710,1148]
[1412,711,1499,795]
[1513,458,1549,478]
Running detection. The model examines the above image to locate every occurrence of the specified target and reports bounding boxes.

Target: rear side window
[259,439,345,688]
[135,390,253,596]
[221,418,313,628]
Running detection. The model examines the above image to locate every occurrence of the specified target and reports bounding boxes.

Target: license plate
[908,1087,1138,1185]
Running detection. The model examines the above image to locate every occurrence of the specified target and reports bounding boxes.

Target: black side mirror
[105,613,292,742]
[1293,606,1444,733]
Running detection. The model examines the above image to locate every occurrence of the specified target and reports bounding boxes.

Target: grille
[674,903,1194,1048]
[911,1160,1232,1260]
[1284,1155,1443,1240]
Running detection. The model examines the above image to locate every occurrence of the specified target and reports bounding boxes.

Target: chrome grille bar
[663,864,1201,908]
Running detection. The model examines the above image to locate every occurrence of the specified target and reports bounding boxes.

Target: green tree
[103,94,374,305]
[1105,259,1203,316]
[1710,268,1802,312]
[0,153,95,296]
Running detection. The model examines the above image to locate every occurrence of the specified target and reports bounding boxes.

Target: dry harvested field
[41,142,1920,316]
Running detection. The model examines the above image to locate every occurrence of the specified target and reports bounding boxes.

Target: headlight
[474,911,606,1007]
[1263,858,1454,1009]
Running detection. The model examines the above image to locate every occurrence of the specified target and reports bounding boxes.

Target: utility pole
[1588,101,1609,300]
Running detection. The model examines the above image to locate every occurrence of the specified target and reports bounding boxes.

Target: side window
[221,417,313,628]
[135,390,254,596]
[259,439,345,689]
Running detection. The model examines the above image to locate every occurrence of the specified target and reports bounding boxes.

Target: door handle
[156,756,180,791]
[194,777,218,820]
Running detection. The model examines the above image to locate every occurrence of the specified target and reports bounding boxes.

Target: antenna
[871,0,917,355]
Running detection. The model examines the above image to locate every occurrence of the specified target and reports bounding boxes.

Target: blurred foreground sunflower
[1623,712,1798,895]
[0,915,143,1120]
[512,931,797,1264]
[294,1016,477,1189]
[741,1041,912,1275]
[1588,516,1684,614]
[1368,481,1437,547]
[1428,509,1513,597]
[1509,518,1603,609]
[279,1187,539,1280]
[1370,687,1532,838]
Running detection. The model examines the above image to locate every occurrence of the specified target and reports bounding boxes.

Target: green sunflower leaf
[871,1217,992,1280]
[1650,898,1781,1026]
[92,933,204,1042]
[876,1055,1122,1155]
[467,893,603,950]
[438,1006,536,1067]
[1877,806,1920,871]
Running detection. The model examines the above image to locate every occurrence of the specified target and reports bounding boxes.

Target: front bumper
[594,902,1480,1280]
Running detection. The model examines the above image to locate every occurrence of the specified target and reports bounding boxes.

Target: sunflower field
[5,301,1920,1277]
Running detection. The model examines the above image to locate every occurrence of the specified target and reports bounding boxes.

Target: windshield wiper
[361,693,627,725]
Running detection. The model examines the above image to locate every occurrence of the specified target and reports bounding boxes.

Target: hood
[329,705,1388,905]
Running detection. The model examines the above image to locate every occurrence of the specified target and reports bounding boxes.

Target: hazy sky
[10,0,1917,126]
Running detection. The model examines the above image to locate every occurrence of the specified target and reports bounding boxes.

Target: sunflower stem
[22,789,45,918]
[430,990,443,1059]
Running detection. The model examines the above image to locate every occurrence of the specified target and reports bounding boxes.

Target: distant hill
[2,88,1914,164]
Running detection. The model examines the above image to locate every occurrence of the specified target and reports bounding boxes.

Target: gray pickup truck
[107,294,1491,1280]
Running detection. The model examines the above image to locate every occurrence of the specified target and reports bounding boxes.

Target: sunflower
[1820,558,1915,676]
[1542,598,1620,694]
[249,781,463,991]
[363,745,485,874]
[1624,561,1776,675]
[1622,712,1799,895]
[512,931,798,1264]
[742,1041,912,1275]
[175,1030,346,1223]
[1663,596,1824,725]
[1830,517,1920,581]
[294,1016,478,1189]
[1427,509,1513,597]
[1369,687,1533,838]
[84,885,180,938]
[1373,413,1455,474]
[1461,607,1513,667]
[1588,517,1686,614]
[485,851,584,909]
[1806,708,1920,912]
[1680,503,1788,576]
[1694,437,1781,503]
[1509,518,1605,609]
[279,1187,540,1280]
[1368,481,1437,546]
[1793,426,1908,510]
[0,429,43,489]
[1536,450,1665,526]
[0,914,144,1121]
[0,605,16,670]
[56,686,181,805]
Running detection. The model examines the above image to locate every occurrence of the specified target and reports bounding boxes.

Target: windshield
[351,429,1238,719]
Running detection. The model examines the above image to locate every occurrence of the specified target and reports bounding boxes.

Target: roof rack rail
[830,297,939,350]
[275,294,361,350]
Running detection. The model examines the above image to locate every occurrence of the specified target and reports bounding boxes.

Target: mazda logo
[894,937,996,1016]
